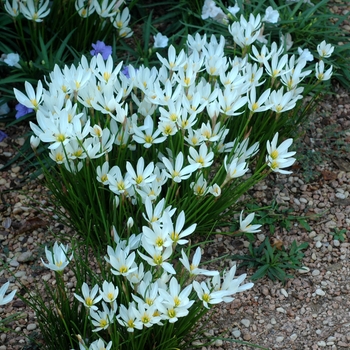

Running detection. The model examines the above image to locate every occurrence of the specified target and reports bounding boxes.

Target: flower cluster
[3,0,132,37]
[202,0,279,26]
[14,19,334,237]
[42,206,253,349]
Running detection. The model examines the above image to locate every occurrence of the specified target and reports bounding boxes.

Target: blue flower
[121,66,130,78]
[15,103,34,119]
[90,41,112,60]
[0,130,7,142]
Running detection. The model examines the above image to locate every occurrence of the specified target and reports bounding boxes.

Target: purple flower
[0,130,7,142]
[90,41,112,60]
[15,103,34,119]
[121,66,130,78]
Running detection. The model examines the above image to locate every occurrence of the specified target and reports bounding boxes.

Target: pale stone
[315,241,322,248]
[276,336,284,343]
[232,330,241,338]
[298,266,310,274]
[27,323,37,331]
[290,334,298,341]
[315,288,326,296]
[280,288,288,297]
[17,251,33,262]
[241,318,251,327]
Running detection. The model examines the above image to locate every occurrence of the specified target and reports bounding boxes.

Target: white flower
[94,0,118,18]
[75,0,95,17]
[89,339,113,350]
[132,301,162,328]
[14,80,43,111]
[108,246,137,277]
[3,53,21,68]
[280,33,293,51]
[202,0,225,21]
[138,242,176,274]
[133,115,167,148]
[153,33,169,48]
[162,152,199,183]
[20,0,50,22]
[90,302,115,332]
[315,61,333,81]
[179,247,218,276]
[4,0,20,17]
[156,45,186,71]
[193,280,230,309]
[142,222,172,251]
[99,281,119,303]
[297,47,314,62]
[126,157,156,187]
[224,156,249,181]
[74,283,103,310]
[211,265,254,302]
[262,6,279,23]
[227,3,240,16]
[0,282,16,306]
[266,132,296,174]
[188,143,214,169]
[317,40,334,59]
[118,303,143,332]
[239,211,262,233]
[41,242,73,272]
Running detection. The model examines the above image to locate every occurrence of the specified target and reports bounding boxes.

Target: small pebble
[277,307,286,313]
[9,259,19,267]
[11,166,20,173]
[290,334,298,341]
[333,240,340,247]
[241,318,250,327]
[27,323,37,331]
[270,318,277,325]
[276,336,284,343]
[257,234,265,242]
[280,288,288,297]
[215,339,223,347]
[242,330,251,341]
[312,269,320,276]
[317,340,326,347]
[315,241,322,248]
[315,288,326,296]
[17,251,33,262]
[232,330,241,338]
[42,273,52,282]
[298,266,310,274]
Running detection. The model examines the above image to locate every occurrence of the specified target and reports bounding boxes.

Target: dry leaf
[321,170,337,181]
[270,237,283,250]
[17,217,48,234]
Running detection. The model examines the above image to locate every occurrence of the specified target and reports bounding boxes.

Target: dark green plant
[330,228,347,242]
[232,238,309,283]
[234,200,312,237]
